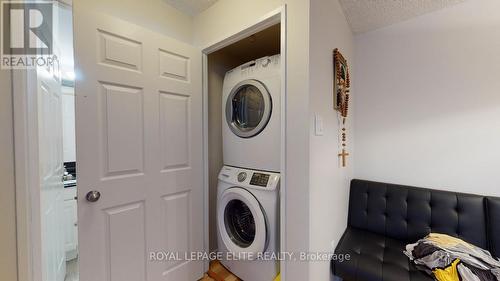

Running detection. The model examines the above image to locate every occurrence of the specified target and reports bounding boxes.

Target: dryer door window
[226,80,272,138]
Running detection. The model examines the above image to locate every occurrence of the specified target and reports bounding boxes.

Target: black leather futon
[331,179,500,281]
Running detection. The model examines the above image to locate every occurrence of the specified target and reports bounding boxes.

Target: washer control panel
[237,172,247,182]
[250,173,270,187]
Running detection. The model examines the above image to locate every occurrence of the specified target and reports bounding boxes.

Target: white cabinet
[63,187,78,261]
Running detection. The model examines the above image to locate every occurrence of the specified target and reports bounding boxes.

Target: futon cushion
[333,227,432,281]
[348,180,488,249]
[487,197,500,258]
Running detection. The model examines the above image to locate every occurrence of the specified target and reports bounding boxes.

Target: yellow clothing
[273,273,280,281]
[433,259,461,281]
[427,233,473,249]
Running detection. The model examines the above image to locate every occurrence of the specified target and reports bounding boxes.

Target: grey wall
[207,52,231,251]
[353,0,500,196]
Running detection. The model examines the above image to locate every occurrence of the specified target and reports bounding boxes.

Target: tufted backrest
[348,179,488,249]
[486,197,500,258]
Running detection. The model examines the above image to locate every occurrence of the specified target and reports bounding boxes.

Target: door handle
[86,191,101,202]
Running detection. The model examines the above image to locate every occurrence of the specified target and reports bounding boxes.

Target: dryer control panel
[219,166,280,190]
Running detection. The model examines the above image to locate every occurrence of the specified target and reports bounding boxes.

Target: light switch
[315,114,324,136]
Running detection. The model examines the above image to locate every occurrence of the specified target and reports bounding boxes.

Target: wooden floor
[200,261,241,281]
[65,258,239,281]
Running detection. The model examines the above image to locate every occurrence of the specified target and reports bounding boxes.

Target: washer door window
[225,199,256,248]
[226,80,272,138]
[218,187,267,256]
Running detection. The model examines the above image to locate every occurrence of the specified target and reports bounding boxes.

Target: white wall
[62,87,76,162]
[0,7,18,277]
[75,0,193,44]
[0,69,18,281]
[308,0,353,280]
[57,3,74,79]
[194,1,311,280]
[353,0,500,196]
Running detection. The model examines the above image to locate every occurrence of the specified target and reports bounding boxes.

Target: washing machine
[222,55,281,172]
[217,166,280,281]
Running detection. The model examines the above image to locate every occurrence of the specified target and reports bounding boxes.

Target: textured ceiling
[339,0,466,34]
[163,0,218,16]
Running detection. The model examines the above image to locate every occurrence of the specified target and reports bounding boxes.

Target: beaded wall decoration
[333,48,351,167]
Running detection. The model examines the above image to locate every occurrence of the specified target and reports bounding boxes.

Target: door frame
[200,5,287,280]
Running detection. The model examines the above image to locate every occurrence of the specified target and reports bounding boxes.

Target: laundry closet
[206,23,282,281]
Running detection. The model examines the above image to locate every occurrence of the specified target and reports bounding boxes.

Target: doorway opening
[59,3,78,281]
[14,1,79,281]
[201,7,286,280]
[205,23,281,253]
[45,2,78,281]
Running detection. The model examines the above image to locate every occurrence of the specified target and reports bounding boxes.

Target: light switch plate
[315,114,324,136]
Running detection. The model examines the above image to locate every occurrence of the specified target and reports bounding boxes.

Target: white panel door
[37,65,66,281]
[73,6,203,281]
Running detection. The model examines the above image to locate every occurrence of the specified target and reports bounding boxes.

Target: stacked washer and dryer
[217,54,281,281]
